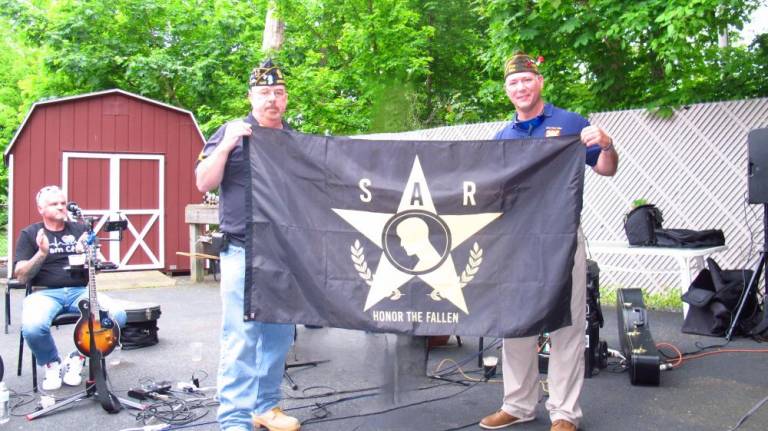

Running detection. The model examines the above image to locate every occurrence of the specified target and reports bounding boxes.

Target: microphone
[67,202,82,214]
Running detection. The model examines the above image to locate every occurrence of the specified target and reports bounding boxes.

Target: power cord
[7,388,38,416]
[300,381,480,427]
[120,375,218,428]
[284,385,380,401]
[428,338,502,382]
[655,341,768,369]
[432,358,502,383]
[284,382,470,416]
[133,397,211,426]
[727,393,768,431]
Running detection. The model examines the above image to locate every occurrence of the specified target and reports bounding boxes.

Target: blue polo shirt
[495,103,600,166]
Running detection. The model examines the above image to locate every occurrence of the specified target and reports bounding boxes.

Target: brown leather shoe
[551,419,577,431]
[252,407,301,431]
[479,410,533,429]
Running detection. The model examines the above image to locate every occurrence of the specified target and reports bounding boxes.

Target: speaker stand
[726,203,767,340]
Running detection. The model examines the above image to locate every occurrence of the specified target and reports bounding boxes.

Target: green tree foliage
[0,7,63,202]
[477,0,767,115]
[8,0,271,135]
[1,0,765,232]
[0,0,766,141]
[277,0,435,133]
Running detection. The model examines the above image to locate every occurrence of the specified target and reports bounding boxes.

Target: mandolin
[73,232,120,357]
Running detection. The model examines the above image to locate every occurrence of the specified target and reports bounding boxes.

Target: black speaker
[748,128,768,204]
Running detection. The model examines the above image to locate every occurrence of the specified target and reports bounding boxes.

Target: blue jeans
[217,245,295,431]
[21,287,127,366]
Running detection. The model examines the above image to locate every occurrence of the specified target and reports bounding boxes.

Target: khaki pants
[500,230,586,426]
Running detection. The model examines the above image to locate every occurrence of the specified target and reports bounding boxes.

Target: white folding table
[586,241,727,316]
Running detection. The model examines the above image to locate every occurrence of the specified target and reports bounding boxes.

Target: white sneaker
[62,352,85,386]
[42,361,62,391]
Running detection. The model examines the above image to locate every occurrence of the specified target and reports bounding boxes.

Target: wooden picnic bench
[184,204,219,282]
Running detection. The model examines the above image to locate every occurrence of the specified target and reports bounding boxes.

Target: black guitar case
[616,288,661,386]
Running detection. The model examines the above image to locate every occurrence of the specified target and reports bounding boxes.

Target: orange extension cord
[656,342,768,369]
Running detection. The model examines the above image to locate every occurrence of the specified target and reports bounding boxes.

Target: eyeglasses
[36,185,63,205]
[251,88,286,98]
[505,76,539,89]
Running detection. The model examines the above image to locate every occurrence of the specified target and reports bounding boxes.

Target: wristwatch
[601,140,614,152]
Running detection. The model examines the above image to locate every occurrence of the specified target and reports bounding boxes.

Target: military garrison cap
[249,58,285,87]
[504,52,540,78]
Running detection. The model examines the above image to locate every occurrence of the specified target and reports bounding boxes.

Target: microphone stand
[283,326,328,390]
[284,360,329,391]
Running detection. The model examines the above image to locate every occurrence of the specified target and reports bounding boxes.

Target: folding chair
[4,276,28,334]
[14,282,80,392]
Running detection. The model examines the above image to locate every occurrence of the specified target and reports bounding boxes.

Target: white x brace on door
[62,152,165,270]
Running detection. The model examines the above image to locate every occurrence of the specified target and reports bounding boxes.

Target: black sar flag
[244,128,584,338]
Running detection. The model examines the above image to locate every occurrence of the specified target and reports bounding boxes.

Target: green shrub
[0,229,6,258]
[600,285,682,312]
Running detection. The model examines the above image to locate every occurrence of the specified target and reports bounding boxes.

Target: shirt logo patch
[545,127,562,137]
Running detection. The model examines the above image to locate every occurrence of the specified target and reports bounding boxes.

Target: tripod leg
[478,337,484,368]
[726,252,765,341]
[26,390,89,420]
[115,396,145,411]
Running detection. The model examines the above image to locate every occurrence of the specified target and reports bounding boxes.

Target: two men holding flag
[197,50,617,431]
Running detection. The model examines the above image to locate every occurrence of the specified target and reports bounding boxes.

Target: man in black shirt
[14,185,126,391]
[196,59,300,431]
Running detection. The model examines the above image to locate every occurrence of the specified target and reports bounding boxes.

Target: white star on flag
[333,156,502,313]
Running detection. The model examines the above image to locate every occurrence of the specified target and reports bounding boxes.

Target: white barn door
[62,152,165,270]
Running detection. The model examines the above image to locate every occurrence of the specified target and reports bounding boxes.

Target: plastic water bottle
[0,381,10,424]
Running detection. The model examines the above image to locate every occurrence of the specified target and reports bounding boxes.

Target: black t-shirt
[197,113,292,247]
[14,221,88,287]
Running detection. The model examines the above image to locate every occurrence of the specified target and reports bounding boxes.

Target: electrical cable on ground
[727,393,768,431]
[300,381,480,427]
[655,341,768,369]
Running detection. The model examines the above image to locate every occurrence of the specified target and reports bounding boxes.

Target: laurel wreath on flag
[349,240,484,289]
[459,242,483,288]
[351,240,374,286]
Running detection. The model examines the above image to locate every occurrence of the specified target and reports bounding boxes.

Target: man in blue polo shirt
[480,53,618,431]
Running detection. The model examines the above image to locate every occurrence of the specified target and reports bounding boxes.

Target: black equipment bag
[617,288,661,386]
[624,204,663,246]
[655,228,725,248]
[120,321,159,350]
[118,301,161,350]
[624,203,725,248]
[682,259,758,337]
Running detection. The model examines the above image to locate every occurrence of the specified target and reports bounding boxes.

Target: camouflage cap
[249,58,286,87]
[504,52,540,78]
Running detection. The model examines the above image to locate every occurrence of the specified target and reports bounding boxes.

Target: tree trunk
[262,4,285,53]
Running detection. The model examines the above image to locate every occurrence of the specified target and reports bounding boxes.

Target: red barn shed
[4,89,205,272]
